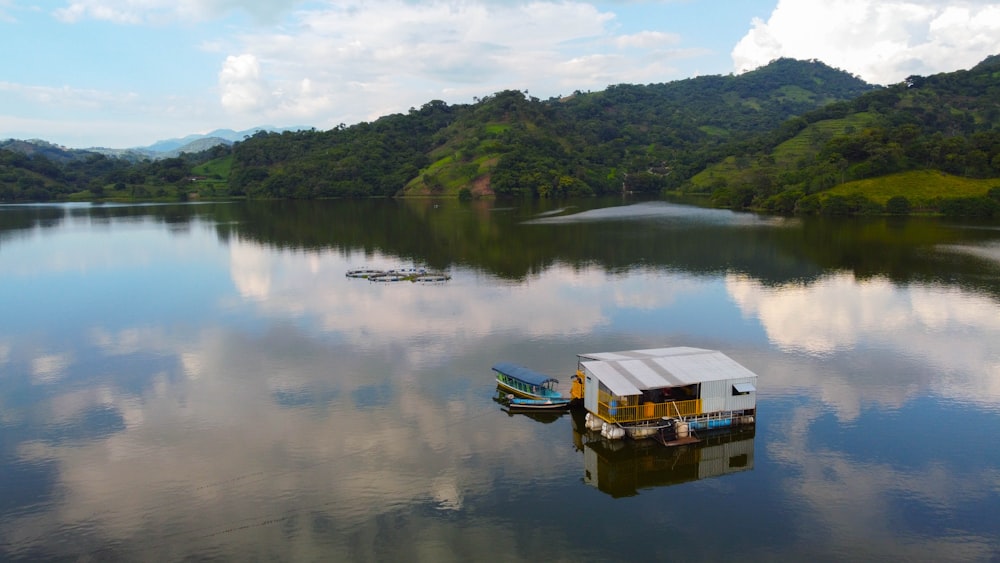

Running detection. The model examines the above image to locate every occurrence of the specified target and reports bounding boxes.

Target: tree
[795,194,822,214]
[885,195,911,215]
[988,186,1000,202]
[940,197,999,218]
[763,189,803,214]
[821,195,850,215]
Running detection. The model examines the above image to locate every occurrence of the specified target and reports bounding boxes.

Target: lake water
[1,199,999,561]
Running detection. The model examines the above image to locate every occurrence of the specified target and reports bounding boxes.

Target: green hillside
[224,58,874,200]
[2,58,875,202]
[827,170,995,204]
[695,54,1000,217]
[8,55,1000,216]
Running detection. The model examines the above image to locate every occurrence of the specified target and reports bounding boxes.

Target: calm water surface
[1,199,999,561]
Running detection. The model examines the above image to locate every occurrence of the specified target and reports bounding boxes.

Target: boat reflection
[571,410,755,498]
[493,386,569,423]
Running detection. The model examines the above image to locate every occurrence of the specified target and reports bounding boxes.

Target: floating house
[573,347,758,440]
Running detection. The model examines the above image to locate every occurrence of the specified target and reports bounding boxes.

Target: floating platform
[346,267,451,283]
[655,435,701,447]
[575,347,758,445]
[345,268,385,278]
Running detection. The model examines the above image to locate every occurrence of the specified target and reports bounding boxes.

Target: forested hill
[227,57,875,199]
[694,54,1000,215]
[8,56,1000,213]
[3,58,875,202]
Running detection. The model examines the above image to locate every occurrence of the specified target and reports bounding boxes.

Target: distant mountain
[76,126,310,161]
[158,136,232,158]
[84,139,231,161]
[83,146,158,161]
[0,138,100,163]
[142,126,308,153]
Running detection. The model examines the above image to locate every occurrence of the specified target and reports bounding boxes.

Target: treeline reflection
[3,200,998,297]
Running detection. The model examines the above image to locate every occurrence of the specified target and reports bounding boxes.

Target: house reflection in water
[573,412,755,498]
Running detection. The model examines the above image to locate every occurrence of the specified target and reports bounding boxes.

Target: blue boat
[505,396,572,410]
[493,362,571,410]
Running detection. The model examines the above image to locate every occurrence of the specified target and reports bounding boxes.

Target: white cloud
[218,54,269,113]
[0,82,217,147]
[24,1,730,146]
[0,81,138,109]
[211,1,689,128]
[0,0,18,23]
[615,30,681,50]
[22,0,1000,149]
[53,0,300,24]
[54,1,139,24]
[732,0,1000,84]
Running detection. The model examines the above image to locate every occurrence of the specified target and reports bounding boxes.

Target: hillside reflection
[3,200,999,298]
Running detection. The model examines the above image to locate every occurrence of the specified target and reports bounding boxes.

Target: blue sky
[2,1,999,148]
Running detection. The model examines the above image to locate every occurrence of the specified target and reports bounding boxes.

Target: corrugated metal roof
[580,347,758,394]
[618,359,667,388]
[578,346,710,362]
[581,360,641,396]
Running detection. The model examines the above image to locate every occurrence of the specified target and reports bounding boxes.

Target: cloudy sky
[3,0,999,148]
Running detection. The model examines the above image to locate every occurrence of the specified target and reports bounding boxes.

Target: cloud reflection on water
[226,237,706,351]
[767,403,1000,561]
[727,273,1000,416]
[4,322,579,559]
[2,208,1000,560]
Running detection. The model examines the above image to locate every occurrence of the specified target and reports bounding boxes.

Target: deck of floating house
[576,347,758,433]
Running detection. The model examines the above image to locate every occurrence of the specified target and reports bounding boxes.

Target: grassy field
[826,170,999,205]
[61,154,236,202]
[775,84,815,103]
[772,112,874,166]
[193,155,232,180]
[403,150,496,196]
[689,112,877,189]
[483,123,510,135]
[403,121,508,196]
[688,156,739,190]
[190,155,232,195]
[698,125,729,137]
